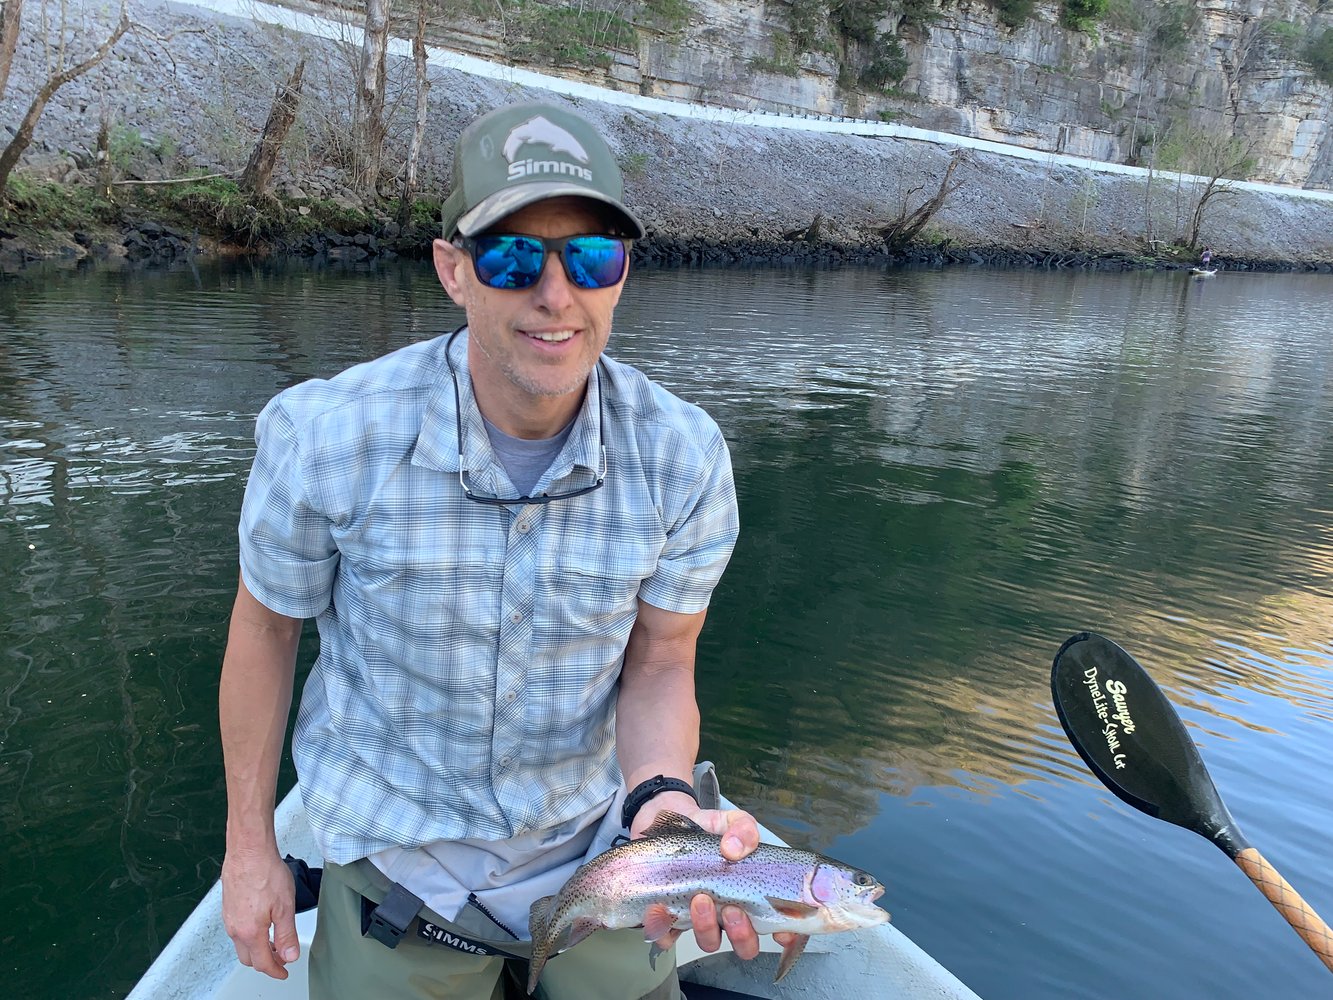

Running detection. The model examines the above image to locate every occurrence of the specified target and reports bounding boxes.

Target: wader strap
[356,878,528,961]
[363,882,424,949]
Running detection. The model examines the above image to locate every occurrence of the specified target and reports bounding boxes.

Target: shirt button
[504,690,517,703]
[510,611,522,623]
[516,520,531,534]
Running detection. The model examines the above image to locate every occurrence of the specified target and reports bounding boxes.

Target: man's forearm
[616,660,701,791]
[219,578,302,852]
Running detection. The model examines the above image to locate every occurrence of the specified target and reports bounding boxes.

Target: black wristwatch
[621,774,698,829]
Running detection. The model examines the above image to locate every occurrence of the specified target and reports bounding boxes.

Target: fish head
[806,863,889,929]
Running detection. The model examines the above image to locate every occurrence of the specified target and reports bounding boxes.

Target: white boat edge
[127,786,982,1000]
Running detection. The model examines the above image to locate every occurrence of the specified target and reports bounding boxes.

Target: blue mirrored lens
[563,237,626,289]
[474,236,545,289]
[470,236,627,290]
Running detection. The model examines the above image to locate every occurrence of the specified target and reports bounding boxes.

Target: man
[219,101,776,999]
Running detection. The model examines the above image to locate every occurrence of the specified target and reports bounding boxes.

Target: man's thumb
[274,918,300,964]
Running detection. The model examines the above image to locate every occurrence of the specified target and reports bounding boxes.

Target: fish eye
[853,871,875,887]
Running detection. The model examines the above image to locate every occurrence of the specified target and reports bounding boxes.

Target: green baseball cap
[441,102,645,240]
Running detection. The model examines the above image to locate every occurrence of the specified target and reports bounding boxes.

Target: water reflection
[2,260,1332,998]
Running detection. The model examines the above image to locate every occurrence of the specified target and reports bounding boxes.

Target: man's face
[433,196,626,425]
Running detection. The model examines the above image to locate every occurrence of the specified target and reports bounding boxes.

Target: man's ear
[433,238,469,307]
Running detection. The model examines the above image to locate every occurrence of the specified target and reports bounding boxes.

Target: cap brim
[456,182,645,239]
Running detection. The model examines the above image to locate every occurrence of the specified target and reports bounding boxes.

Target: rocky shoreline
[5,1,1333,273]
[12,213,1331,275]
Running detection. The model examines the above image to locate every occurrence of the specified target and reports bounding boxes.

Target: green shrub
[638,0,694,31]
[992,0,1034,29]
[832,0,889,44]
[1304,28,1333,85]
[507,2,634,69]
[897,0,942,29]
[786,0,831,54]
[1153,2,1193,51]
[861,34,910,89]
[1061,0,1108,32]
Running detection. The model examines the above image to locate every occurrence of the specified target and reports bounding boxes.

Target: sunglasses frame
[455,233,630,291]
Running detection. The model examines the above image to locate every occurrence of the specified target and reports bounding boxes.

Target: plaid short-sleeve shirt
[238,329,738,863]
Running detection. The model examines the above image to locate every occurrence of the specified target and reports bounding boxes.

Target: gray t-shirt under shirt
[482,415,574,496]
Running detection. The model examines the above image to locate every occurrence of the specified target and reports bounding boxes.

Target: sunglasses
[456,234,629,291]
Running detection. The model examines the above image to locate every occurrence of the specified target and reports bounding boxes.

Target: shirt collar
[413,327,605,486]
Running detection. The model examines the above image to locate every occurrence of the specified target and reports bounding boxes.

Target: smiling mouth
[525,330,576,343]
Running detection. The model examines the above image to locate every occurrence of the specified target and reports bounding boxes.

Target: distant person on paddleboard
[219,101,776,999]
[1201,247,1213,267]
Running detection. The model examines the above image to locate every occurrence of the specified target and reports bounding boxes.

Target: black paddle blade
[1051,632,1247,856]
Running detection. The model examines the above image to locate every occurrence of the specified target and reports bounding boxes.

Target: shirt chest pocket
[535,541,661,644]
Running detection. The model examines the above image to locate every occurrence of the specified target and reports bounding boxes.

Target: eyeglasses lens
[471,236,626,290]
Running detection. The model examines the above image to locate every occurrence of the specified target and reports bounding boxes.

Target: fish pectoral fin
[773,932,811,983]
[563,916,604,953]
[641,901,679,941]
[764,895,821,919]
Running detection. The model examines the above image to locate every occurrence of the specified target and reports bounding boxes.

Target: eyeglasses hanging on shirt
[444,327,607,506]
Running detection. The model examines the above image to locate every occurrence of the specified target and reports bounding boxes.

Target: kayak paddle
[1050,631,1333,973]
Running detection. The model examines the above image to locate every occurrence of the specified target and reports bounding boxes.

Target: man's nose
[530,251,576,308]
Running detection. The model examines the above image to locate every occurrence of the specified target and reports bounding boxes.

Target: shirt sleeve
[637,426,740,615]
[237,395,340,619]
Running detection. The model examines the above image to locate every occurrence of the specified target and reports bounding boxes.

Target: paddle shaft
[1233,848,1333,973]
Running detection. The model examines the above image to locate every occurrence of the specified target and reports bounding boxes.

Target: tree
[0,0,23,101]
[397,0,431,228]
[1182,135,1255,250]
[355,0,390,197]
[878,152,964,251]
[1148,120,1255,250]
[0,4,130,200]
[240,59,306,196]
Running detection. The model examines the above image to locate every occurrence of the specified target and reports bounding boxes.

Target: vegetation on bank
[1,173,442,257]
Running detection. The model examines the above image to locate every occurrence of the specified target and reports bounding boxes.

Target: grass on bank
[2,173,444,252]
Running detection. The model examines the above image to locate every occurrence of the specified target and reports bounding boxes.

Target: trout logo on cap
[503,115,593,182]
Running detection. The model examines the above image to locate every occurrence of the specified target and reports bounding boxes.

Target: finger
[237,929,290,980]
[689,893,722,953]
[688,809,761,860]
[272,910,301,966]
[720,904,760,961]
[715,811,760,861]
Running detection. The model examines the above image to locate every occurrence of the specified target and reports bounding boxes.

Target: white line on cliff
[175,0,1333,205]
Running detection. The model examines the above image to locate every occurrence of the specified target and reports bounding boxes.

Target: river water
[2,259,1332,999]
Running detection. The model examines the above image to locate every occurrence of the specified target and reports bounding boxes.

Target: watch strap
[621,774,698,829]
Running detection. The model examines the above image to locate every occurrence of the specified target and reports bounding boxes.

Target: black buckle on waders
[363,882,424,949]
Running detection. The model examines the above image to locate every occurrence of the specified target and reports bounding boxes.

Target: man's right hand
[221,849,300,979]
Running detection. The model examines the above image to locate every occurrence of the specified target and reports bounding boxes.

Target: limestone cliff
[400,0,1333,189]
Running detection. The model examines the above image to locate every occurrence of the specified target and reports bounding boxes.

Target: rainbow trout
[526,811,887,993]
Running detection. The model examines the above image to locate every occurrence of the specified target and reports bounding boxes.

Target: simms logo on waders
[503,116,593,182]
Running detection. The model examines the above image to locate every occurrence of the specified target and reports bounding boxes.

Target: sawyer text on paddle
[1083,667,1132,769]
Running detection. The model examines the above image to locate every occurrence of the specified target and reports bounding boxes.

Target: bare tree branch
[0,8,130,198]
[879,153,965,252]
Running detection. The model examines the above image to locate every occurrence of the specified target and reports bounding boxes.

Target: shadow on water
[2,260,1332,998]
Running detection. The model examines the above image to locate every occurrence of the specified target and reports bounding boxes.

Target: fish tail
[526,895,556,995]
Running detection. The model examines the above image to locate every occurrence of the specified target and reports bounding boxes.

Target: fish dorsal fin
[765,895,821,919]
[641,810,707,839]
